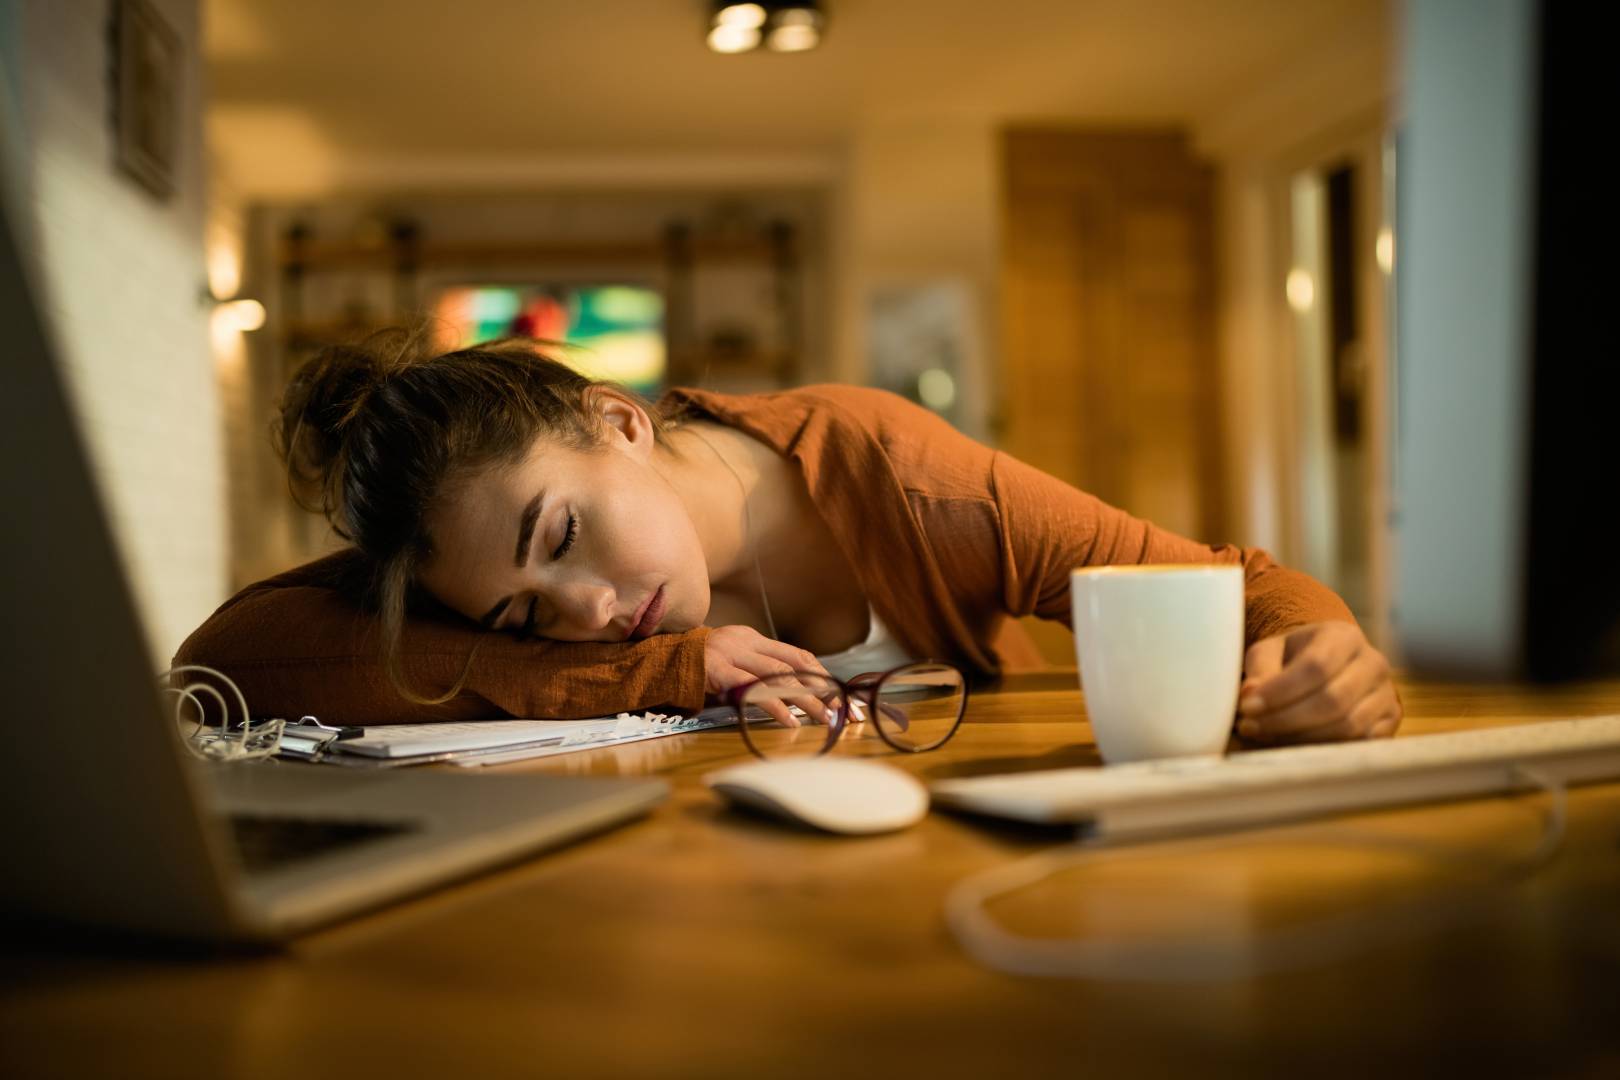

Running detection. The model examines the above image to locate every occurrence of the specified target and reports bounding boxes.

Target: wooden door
[1000,129,1222,663]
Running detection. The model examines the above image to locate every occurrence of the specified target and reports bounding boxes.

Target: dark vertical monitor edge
[1523,1,1620,680]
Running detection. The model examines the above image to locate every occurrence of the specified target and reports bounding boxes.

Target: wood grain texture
[4,674,1620,1078]
[1000,129,1223,668]
[1000,129,1220,541]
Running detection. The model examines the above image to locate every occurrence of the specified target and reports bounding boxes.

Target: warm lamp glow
[1286,269,1315,312]
[207,245,241,300]
[214,297,266,333]
[768,6,823,50]
[1376,226,1395,275]
[707,1,824,53]
[715,3,767,29]
[707,22,761,53]
[767,23,820,51]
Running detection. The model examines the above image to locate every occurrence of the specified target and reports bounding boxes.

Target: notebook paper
[332,707,738,760]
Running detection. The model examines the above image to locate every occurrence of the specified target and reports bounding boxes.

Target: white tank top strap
[814,607,916,682]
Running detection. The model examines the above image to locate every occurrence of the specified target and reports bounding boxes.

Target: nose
[554,579,616,634]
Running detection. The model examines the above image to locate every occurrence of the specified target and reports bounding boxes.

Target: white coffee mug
[1070,564,1244,764]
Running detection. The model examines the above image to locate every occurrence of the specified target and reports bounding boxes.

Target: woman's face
[418,401,711,643]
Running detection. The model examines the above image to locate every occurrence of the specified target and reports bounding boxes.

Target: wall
[830,117,999,442]
[1200,77,1394,643]
[6,0,227,666]
[1194,14,1394,562]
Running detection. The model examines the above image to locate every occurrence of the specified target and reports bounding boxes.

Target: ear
[587,386,656,460]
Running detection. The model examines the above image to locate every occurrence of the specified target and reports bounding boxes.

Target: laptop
[0,122,666,946]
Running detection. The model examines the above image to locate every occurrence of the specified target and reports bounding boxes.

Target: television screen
[431,284,666,396]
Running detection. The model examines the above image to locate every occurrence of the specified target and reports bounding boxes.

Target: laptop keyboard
[227,813,417,874]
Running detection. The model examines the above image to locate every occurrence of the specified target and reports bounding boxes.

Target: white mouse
[704,757,930,835]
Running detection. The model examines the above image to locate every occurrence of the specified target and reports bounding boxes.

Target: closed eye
[516,597,539,640]
[553,511,578,559]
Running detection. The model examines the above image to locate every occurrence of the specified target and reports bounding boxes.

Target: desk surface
[5,675,1620,1078]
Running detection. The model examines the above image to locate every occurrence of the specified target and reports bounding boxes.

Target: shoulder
[664,384,995,501]
[665,383,962,454]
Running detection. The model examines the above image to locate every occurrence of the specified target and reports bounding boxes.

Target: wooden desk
[4,675,1620,1078]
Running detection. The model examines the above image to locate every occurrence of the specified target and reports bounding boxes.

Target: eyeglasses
[725,661,968,760]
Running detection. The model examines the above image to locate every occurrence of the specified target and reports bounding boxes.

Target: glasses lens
[869,663,965,752]
[736,672,847,759]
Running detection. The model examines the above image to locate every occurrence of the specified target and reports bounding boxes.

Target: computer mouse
[703,757,930,835]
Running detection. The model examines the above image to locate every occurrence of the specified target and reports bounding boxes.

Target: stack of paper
[278,707,738,768]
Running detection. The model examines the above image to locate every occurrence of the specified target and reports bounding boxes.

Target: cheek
[678,582,711,632]
[592,474,701,567]
[618,482,709,624]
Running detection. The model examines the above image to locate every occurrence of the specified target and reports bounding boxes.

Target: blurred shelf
[273,213,804,384]
[278,236,786,272]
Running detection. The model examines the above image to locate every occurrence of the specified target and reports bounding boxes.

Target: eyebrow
[477,491,546,630]
[515,492,544,567]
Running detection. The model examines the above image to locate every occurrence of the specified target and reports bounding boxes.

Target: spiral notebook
[279,707,739,768]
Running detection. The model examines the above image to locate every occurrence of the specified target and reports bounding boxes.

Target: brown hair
[273,325,671,704]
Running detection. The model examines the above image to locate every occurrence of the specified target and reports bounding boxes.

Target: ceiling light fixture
[714,3,767,29]
[707,1,826,54]
[765,6,822,51]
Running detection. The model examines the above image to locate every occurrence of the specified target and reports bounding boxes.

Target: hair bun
[273,334,402,522]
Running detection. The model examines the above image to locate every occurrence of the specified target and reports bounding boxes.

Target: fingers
[778,685,834,727]
[1239,650,1386,739]
[717,630,827,688]
[1276,683,1404,744]
[1240,637,1286,695]
[730,632,835,725]
[717,664,801,728]
[704,625,840,731]
[1240,624,1362,714]
[758,636,830,679]
[746,667,834,727]
[1233,625,1404,747]
[762,698,802,729]
[735,665,838,728]
[1366,686,1404,739]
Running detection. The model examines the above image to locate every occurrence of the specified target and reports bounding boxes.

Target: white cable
[944,764,1568,982]
[162,682,227,739]
[158,664,284,763]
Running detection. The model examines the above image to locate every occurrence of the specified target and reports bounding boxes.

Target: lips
[629,585,667,641]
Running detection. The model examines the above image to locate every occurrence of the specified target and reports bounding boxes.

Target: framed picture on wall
[867,279,977,432]
[113,0,182,200]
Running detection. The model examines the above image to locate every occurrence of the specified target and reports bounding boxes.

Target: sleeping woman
[175,328,1402,744]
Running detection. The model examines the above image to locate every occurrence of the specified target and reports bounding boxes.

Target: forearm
[173,563,712,724]
[991,451,1355,647]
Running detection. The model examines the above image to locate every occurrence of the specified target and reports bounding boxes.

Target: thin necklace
[686,425,779,641]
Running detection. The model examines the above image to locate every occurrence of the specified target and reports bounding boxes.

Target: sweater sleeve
[171,551,712,725]
[989,451,1356,647]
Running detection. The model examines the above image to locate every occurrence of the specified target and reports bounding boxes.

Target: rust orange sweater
[174,386,1355,723]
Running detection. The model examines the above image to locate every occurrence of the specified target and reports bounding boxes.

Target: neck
[657,419,868,651]
[656,423,771,599]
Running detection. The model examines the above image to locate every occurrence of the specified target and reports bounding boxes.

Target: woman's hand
[704,625,832,729]
[1236,621,1402,744]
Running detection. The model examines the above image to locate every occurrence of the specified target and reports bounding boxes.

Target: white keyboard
[930,714,1620,841]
